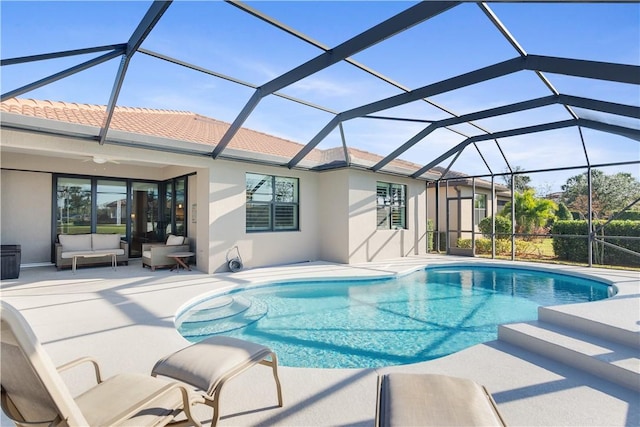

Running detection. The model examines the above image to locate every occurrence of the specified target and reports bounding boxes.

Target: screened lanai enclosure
[1,1,639,268]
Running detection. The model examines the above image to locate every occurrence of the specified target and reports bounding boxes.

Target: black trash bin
[1,245,21,280]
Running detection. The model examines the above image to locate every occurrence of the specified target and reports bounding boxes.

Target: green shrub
[475,239,492,253]
[515,240,539,257]
[426,219,434,252]
[614,210,640,221]
[478,216,512,240]
[457,238,472,249]
[551,220,640,267]
[555,202,573,221]
[426,220,447,252]
[456,238,512,255]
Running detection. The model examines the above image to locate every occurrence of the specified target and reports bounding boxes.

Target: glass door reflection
[131,182,159,258]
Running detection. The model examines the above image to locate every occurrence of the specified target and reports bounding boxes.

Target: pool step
[539,305,640,349]
[178,296,252,323]
[499,320,640,392]
[178,296,268,338]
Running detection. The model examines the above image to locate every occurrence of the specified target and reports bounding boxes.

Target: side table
[166,251,194,272]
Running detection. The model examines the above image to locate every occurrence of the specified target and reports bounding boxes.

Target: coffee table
[167,251,194,272]
[72,252,117,274]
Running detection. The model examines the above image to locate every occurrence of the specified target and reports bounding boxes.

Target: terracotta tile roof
[0,97,317,159]
[1,97,441,177]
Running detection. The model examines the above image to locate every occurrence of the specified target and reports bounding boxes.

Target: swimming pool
[176,265,612,368]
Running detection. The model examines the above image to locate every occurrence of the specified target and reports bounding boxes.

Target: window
[56,177,92,235]
[474,193,487,225]
[96,180,127,236]
[377,182,406,230]
[246,173,299,232]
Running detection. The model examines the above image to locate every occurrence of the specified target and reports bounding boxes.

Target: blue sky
[2,1,639,193]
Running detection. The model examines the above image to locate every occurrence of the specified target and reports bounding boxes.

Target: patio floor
[1,255,638,426]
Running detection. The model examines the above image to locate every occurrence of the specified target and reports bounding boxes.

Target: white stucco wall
[427,184,502,231]
[317,170,350,263]
[0,169,52,264]
[208,160,321,273]
[347,170,427,263]
[2,127,437,272]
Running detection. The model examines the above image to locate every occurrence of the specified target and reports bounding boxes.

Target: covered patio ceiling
[1,1,639,187]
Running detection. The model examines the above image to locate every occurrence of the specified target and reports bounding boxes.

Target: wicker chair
[142,235,190,271]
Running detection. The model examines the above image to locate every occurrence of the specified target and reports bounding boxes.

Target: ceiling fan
[82,155,120,164]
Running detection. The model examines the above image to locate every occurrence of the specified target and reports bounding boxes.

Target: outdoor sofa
[55,233,128,271]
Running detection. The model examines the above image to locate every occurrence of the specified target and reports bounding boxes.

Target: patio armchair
[0,300,202,427]
[142,235,190,271]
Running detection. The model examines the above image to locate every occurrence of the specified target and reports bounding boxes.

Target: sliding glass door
[54,175,189,259]
[96,180,127,237]
[130,182,160,258]
[56,177,92,235]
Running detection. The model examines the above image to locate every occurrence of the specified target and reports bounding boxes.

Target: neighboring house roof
[429,167,510,193]
[0,97,505,191]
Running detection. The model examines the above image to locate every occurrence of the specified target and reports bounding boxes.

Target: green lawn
[58,224,126,235]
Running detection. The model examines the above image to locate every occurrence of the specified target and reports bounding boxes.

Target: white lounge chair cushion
[166,234,185,246]
[152,336,274,396]
[377,373,505,426]
[75,373,184,427]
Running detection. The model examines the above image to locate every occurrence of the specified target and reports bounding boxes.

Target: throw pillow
[166,234,184,246]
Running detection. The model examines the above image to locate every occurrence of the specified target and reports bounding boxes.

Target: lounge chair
[376,373,507,426]
[152,336,284,427]
[0,300,202,427]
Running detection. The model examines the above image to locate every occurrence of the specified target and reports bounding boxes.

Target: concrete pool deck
[1,255,638,426]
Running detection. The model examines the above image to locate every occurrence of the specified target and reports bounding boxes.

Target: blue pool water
[177,266,611,368]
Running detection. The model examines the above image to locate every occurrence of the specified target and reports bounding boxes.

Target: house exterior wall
[0,128,205,266]
[427,184,500,231]
[347,170,427,263]
[1,169,51,263]
[2,127,434,272]
[317,170,350,263]
[207,160,321,273]
[426,182,507,250]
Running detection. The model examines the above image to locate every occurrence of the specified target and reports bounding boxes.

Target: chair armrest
[57,356,103,384]
[142,242,165,252]
[149,245,190,257]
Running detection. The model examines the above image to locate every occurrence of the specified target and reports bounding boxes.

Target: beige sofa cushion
[92,234,121,250]
[166,235,185,246]
[59,234,92,251]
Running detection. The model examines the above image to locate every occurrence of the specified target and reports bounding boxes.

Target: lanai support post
[435,182,441,253]
[445,181,450,254]
[472,178,476,256]
[511,174,516,261]
[491,176,496,259]
[588,167,594,267]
